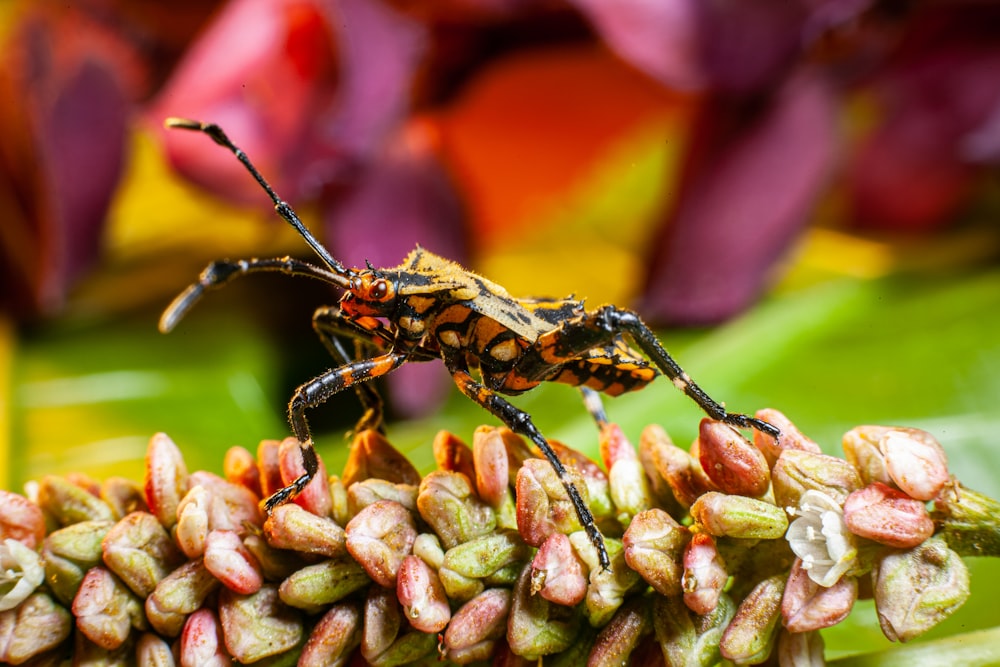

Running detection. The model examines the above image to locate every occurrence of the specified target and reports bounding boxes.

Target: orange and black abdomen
[548,343,657,396]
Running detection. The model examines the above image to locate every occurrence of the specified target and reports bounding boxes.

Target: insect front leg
[265,351,409,513]
[445,360,612,571]
[312,307,396,434]
[528,306,779,437]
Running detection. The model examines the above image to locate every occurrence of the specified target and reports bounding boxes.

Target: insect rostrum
[159,118,779,571]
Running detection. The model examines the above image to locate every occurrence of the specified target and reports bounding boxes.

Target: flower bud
[37,475,115,526]
[186,471,261,530]
[72,566,144,650]
[412,532,445,570]
[300,602,362,667]
[772,449,862,510]
[698,419,770,497]
[144,432,189,528]
[933,482,1000,557]
[473,426,512,508]
[642,426,715,508]
[621,508,687,596]
[599,423,653,528]
[653,592,734,667]
[0,490,46,550]
[146,560,221,637]
[587,597,651,667]
[752,409,822,466]
[347,479,418,516]
[361,584,437,665]
[719,574,785,664]
[442,531,530,582]
[433,429,477,481]
[136,632,176,667]
[0,538,44,612]
[204,530,263,594]
[0,592,72,664]
[175,485,210,558]
[842,426,892,487]
[843,483,934,548]
[443,588,511,664]
[278,437,332,517]
[242,533,303,582]
[223,445,262,498]
[342,429,421,487]
[777,628,825,667]
[880,428,949,501]
[41,520,114,605]
[637,425,683,514]
[102,511,182,598]
[568,533,640,628]
[515,459,587,547]
[396,554,451,633]
[530,532,587,606]
[873,537,970,642]
[782,557,857,632]
[298,604,362,667]
[417,471,496,549]
[101,476,148,519]
[263,503,346,558]
[507,563,581,660]
[345,500,417,588]
[256,439,283,499]
[691,492,789,540]
[682,533,727,615]
[180,608,228,667]
[549,439,614,522]
[218,584,302,663]
[786,490,858,587]
[278,557,370,611]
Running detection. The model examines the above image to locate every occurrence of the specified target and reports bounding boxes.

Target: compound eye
[371,279,389,300]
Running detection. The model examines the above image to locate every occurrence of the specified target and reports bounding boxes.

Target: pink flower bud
[473,426,511,508]
[256,439,283,499]
[347,479,418,516]
[299,602,362,667]
[880,428,949,501]
[843,483,934,549]
[752,409,822,466]
[587,598,651,667]
[642,427,715,508]
[515,458,587,547]
[342,429,421,487]
[72,566,142,650]
[433,429,477,481]
[144,432,189,528]
[622,508,687,596]
[682,533,727,615]
[417,471,496,550]
[777,628,825,667]
[362,585,437,665]
[223,445,262,498]
[530,532,587,606]
[180,608,230,667]
[772,449,862,510]
[782,558,857,632]
[443,588,511,663]
[0,592,72,664]
[345,500,417,588]
[204,530,263,594]
[507,563,580,660]
[698,419,770,497]
[0,490,46,549]
[278,437,332,517]
[136,632,175,666]
[396,554,451,633]
[263,503,346,558]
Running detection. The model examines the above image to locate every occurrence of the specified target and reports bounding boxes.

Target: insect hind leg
[447,364,612,571]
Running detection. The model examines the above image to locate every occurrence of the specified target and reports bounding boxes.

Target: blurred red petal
[642,69,837,325]
[153,0,425,205]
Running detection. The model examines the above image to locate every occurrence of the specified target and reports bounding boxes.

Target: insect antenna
[164,118,351,279]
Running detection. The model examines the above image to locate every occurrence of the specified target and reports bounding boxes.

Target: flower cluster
[0,410,996,665]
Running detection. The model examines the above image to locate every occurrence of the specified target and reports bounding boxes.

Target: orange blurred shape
[437,44,698,249]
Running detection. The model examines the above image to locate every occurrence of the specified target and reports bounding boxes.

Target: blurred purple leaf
[641,69,838,325]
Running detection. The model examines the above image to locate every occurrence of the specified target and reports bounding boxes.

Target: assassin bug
[159,118,779,570]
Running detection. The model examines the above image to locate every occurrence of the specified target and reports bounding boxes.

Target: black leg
[447,363,611,571]
[263,351,409,512]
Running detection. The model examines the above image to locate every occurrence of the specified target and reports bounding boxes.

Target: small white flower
[786,490,858,587]
[0,538,45,611]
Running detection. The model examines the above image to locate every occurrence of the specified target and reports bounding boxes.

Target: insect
[159,118,779,570]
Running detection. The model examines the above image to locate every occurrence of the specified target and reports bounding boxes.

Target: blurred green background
[3,0,1000,661]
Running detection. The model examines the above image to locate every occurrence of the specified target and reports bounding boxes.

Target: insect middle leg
[446,362,612,571]
[525,305,779,437]
[265,351,409,512]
